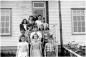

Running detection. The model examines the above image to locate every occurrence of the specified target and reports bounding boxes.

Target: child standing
[44,37,56,57]
[16,35,29,57]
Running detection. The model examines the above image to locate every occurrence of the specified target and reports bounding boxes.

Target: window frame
[71,8,85,35]
[0,8,12,36]
[32,1,45,8]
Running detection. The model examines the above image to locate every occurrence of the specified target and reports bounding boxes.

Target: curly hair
[32,33,39,39]
[21,19,28,24]
[19,35,25,42]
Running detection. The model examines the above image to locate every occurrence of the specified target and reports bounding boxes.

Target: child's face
[23,20,27,24]
[34,35,38,39]
[33,27,38,31]
[38,16,42,20]
[21,37,25,42]
[29,17,33,21]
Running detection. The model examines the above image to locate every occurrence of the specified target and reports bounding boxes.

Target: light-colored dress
[16,42,28,57]
[30,40,42,57]
[35,20,43,29]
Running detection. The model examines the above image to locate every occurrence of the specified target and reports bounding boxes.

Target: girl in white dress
[16,35,29,57]
[35,15,43,30]
[30,33,42,57]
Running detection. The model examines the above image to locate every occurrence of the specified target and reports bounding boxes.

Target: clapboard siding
[49,1,60,44]
[1,1,32,46]
[61,1,86,45]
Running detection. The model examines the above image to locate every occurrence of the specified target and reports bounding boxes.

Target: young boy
[44,37,56,57]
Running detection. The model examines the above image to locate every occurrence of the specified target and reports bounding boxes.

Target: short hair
[38,15,42,17]
[29,16,34,20]
[19,35,25,42]
[22,19,28,24]
[33,25,38,29]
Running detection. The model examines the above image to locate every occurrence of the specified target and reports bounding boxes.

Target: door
[32,1,49,23]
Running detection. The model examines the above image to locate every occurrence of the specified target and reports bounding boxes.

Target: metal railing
[63,47,82,57]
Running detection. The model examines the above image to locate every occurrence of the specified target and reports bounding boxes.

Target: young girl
[20,19,28,32]
[27,16,35,31]
[30,33,42,57]
[16,35,29,57]
[35,15,43,30]
[42,17,49,30]
[44,38,56,57]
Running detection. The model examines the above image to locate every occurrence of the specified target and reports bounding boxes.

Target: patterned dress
[30,40,42,57]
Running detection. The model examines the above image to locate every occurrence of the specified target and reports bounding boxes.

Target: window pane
[82,22,85,27]
[74,27,78,32]
[1,22,5,28]
[78,22,82,27]
[74,22,78,27]
[6,22,9,28]
[73,10,76,15]
[1,16,6,21]
[6,16,9,21]
[80,10,84,15]
[77,16,80,21]
[5,28,9,33]
[34,2,44,7]
[81,16,85,21]
[76,10,80,16]
[1,28,5,33]
[73,16,77,21]
[82,27,85,32]
[78,27,82,32]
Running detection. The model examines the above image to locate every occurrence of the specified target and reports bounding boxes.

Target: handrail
[64,47,82,57]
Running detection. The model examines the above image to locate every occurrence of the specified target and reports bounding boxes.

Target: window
[0,8,12,36]
[32,1,49,23]
[72,8,85,34]
[33,2,45,8]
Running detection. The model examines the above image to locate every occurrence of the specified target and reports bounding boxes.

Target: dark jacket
[20,24,28,31]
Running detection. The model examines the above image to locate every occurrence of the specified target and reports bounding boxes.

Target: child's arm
[39,42,42,54]
[44,44,47,57]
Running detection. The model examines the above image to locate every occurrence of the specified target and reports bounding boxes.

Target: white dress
[16,42,28,57]
[35,20,43,29]
[30,40,42,57]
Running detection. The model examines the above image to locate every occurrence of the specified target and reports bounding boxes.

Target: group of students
[16,15,57,57]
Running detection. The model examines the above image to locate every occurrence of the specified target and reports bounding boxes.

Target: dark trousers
[28,44,30,57]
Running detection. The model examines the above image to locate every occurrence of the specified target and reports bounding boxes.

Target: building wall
[1,1,32,46]
[48,1,60,44]
[0,1,60,46]
[0,0,86,46]
[61,1,86,45]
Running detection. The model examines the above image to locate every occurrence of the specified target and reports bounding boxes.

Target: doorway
[32,1,49,23]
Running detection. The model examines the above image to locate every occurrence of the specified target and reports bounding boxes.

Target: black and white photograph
[0,0,86,57]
